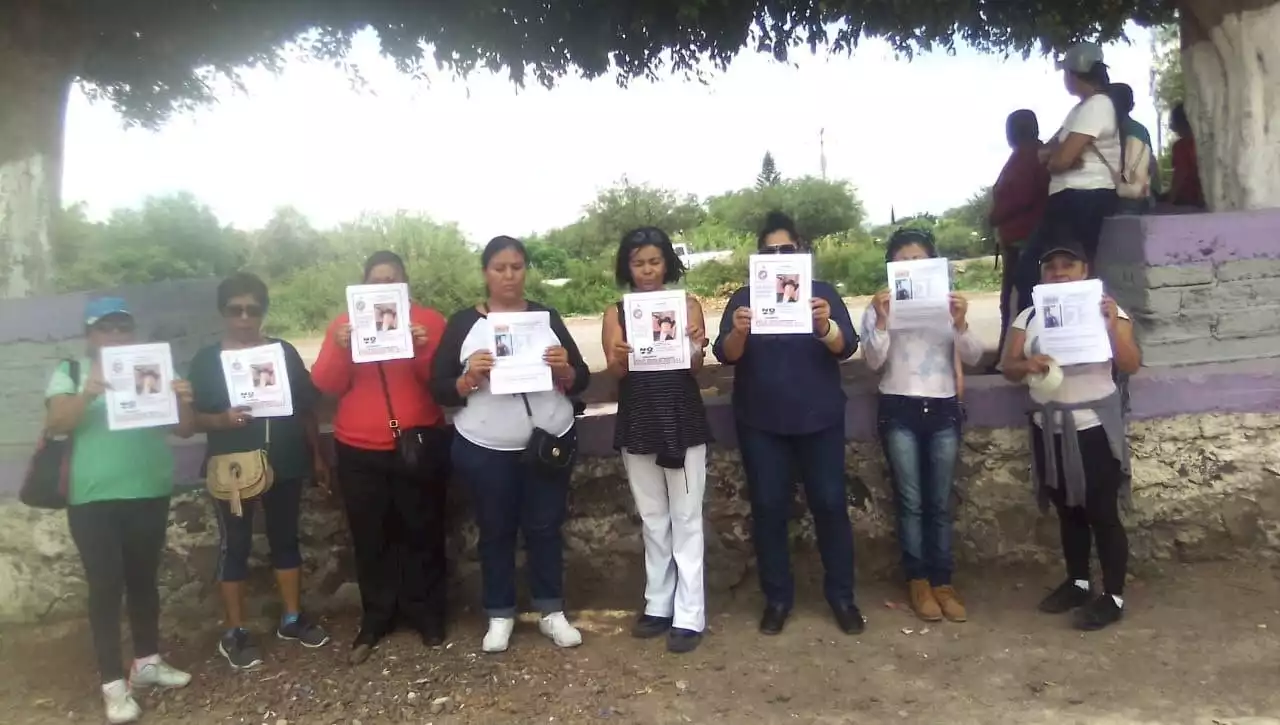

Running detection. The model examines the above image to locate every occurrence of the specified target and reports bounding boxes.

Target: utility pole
[819,128,828,180]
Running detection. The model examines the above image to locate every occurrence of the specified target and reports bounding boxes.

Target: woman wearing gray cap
[1013,42,1123,315]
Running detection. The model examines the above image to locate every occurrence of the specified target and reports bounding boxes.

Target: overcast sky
[62,26,1159,243]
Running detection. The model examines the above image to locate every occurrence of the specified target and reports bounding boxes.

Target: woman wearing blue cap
[43,297,197,724]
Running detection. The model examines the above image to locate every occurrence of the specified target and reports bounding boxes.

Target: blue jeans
[451,431,576,618]
[737,422,855,610]
[877,395,962,586]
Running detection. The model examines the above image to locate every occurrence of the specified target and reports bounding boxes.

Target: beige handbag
[206,419,274,517]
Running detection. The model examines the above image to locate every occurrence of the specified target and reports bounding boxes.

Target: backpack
[21,359,81,509]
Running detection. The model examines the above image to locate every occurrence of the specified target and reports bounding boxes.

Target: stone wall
[1097,209,1280,366]
[1,411,1277,624]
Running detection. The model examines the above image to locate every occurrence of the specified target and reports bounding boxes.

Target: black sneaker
[218,628,264,671]
[1038,580,1092,614]
[666,628,703,654]
[631,614,673,639]
[277,614,331,648]
[1074,595,1124,631]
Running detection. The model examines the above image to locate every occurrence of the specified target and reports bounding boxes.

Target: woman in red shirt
[1168,104,1206,208]
[311,250,450,665]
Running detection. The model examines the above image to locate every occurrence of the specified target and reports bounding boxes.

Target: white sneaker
[538,612,583,648]
[102,680,141,724]
[482,617,515,653]
[131,656,192,689]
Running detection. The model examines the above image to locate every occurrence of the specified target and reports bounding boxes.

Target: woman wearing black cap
[1000,224,1141,631]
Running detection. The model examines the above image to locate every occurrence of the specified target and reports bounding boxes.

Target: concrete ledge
[3,359,1278,497]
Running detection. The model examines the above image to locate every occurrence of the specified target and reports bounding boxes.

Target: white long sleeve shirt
[860,305,984,399]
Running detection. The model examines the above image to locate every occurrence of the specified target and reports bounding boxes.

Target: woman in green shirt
[44,297,197,725]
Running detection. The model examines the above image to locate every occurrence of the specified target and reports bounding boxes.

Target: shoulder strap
[615,301,628,343]
[375,363,400,437]
[66,358,81,387]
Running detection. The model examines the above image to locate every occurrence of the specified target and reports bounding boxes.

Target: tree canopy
[6,1,1174,129]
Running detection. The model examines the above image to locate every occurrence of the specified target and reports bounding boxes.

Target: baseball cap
[1039,239,1088,264]
[1056,42,1106,74]
[84,297,132,326]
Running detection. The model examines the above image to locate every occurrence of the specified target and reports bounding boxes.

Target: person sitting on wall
[1000,223,1141,632]
[1166,103,1206,209]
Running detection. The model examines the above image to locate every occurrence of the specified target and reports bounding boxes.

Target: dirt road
[294,292,1004,368]
[2,562,1278,724]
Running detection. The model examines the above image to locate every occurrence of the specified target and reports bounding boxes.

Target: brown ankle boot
[909,579,943,622]
[933,585,967,622]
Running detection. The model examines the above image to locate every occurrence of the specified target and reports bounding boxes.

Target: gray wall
[1097,210,1280,366]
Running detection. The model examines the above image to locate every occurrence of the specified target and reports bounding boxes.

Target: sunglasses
[759,244,798,255]
[223,303,264,319]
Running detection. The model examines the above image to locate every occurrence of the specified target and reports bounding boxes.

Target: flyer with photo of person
[623,289,690,372]
[219,342,294,418]
[101,342,180,431]
[346,283,414,363]
[749,253,813,334]
[1031,279,1113,365]
[487,310,555,394]
[886,257,952,331]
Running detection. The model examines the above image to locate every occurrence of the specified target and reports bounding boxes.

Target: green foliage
[706,176,866,241]
[1152,23,1183,114]
[756,152,782,189]
[5,1,1175,139]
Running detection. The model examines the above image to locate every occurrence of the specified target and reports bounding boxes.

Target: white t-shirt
[1049,93,1122,196]
[860,305,984,399]
[453,317,576,451]
[1013,304,1129,430]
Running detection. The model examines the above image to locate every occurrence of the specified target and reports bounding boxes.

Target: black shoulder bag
[375,363,443,472]
[21,359,81,509]
[519,393,576,474]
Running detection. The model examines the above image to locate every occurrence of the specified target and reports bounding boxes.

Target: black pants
[996,243,1022,358]
[1032,426,1128,596]
[335,434,449,639]
[1015,188,1119,315]
[67,497,171,683]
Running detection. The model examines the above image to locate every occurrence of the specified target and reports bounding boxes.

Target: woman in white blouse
[862,229,983,624]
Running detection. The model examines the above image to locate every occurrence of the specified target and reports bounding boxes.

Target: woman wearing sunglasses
[863,229,983,623]
[713,211,863,637]
[187,272,331,670]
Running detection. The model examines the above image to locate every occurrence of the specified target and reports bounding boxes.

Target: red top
[311,304,448,451]
[1171,137,1205,207]
[989,144,1050,246]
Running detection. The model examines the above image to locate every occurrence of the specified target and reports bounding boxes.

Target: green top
[45,358,176,505]
[187,339,318,481]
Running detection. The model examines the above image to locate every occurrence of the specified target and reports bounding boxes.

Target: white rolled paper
[1025,360,1064,394]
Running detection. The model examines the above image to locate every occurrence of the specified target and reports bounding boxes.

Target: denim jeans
[451,431,576,618]
[736,422,855,610]
[877,395,962,586]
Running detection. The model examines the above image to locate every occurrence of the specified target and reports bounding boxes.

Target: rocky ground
[2,561,1280,725]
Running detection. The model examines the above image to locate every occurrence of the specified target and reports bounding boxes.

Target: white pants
[622,445,708,632]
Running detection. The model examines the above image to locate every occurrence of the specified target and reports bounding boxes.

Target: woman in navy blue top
[712,211,863,637]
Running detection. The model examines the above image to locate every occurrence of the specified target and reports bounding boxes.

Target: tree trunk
[1180,0,1280,211]
[0,27,73,299]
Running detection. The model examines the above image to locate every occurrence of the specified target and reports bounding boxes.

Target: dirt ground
[3,561,1280,725]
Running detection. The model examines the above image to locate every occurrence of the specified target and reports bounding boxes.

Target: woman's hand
[686,322,705,348]
[543,345,572,374]
[334,323,353,349]
[872,289,891,330]
[949,293,969,331]
[1101,294,1120,332]
[810,297,832,335]
[464,351,495,388]
[82,366,110,399]
[410,323,429,348]
[1025,354,1054,376]
[609,339,633,367]
[223,405,253,429]
[731,306,752,335]
[171,379,194,405]
[312,455,332,494]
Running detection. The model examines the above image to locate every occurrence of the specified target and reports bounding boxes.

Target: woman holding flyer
[862,229,984,623]
[43,297,196,724]
[430,236,591,654]
[713,211,864,637]
[1001,225,1140,632]
[187,272,331,670]
[312,251,452,664]
[601,227,712,653]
